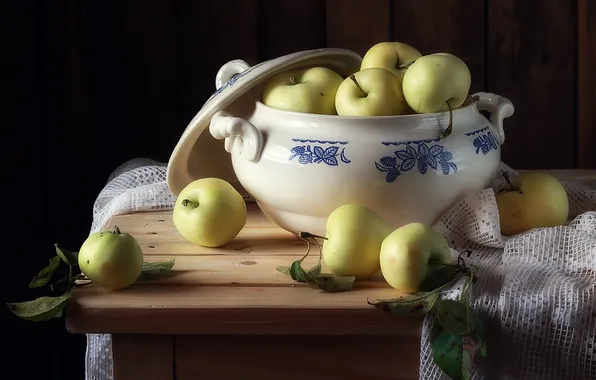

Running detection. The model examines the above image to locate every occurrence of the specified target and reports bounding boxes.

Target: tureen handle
[215,60,251,90]
[209,111,264,162]
[473,92,515,145]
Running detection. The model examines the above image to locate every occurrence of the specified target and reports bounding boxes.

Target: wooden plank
[66,284,422,335]
[487,0,576,169]
[175,335,420,380]
[577,0,596,168]
[392,0,486,93]
[257,0,326,61]
[113,335,173,380]
[175,0,258,125]
[325,0,391,57]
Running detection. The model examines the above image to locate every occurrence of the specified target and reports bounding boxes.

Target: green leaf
[137,258,176,281]
[436,299,475,336]
[276,265,290,275]
[431,319,464,380]
[29,256,61,289]
[289,259,310,283]
[7,293,71,322]
[310,274,355,293]
[420,266,463,292]
[368,291,440,316]
[142,258,175,274]
[55,244,78,266]
[308,254,322,276]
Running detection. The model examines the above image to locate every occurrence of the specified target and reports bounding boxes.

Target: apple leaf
[29,256,62,289]
[55,244,78,266]
[7,292,71,322]
[310,273,355,293]
[137,258,176,281]
[368,291,440,317]
[420,266,464,292]
[436,299,475,336]
[430,318,464,380]
[276,266,291,275]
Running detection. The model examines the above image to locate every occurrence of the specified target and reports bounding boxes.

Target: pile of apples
[261,41,472,117]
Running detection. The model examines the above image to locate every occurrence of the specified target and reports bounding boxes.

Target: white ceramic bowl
[208,90,514,236]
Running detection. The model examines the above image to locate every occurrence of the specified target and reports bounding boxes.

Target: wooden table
[66,170,596,380]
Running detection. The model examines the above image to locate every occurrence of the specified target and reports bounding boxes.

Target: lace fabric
[85,159,596,380]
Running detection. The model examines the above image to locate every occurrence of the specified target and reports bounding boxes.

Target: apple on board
[496,172,569,236]
[173,177,247,248]
[78,226,144,290]
[261,66,344,115]
[335,67,409,117]
[360,41,423,82]
[402,52,471,114]
[379,222,453,294]
[322,203,393,280]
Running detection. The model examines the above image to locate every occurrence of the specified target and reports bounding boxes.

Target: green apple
[360,41,423,82]
[334,68,409,117]
[173,177,247,248]
[402,53,471,114]
[379,223,453,294]
[496,172,569,236]
[78,226,144,290]
[322,204,393,280]
[261,66,344,115]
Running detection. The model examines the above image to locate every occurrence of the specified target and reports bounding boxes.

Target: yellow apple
[334,68,409,116]
[261,66,344,115]
[173,177,247,247]
[379,223,453,294]
[496,172,569,236]
[360,41,423,82]
[78,226,144,290]
[322,204,393,280]
[402,53,471,114]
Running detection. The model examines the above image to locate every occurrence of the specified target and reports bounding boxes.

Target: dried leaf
[436,299,475,336]
[431,320,463,380]
[420,266,463,292]
[55,244,78,266]
[7,293,71,322]
[368,291,440,316]
[276,265,290,275]
[29,256,61,289]
[310,274,355,293]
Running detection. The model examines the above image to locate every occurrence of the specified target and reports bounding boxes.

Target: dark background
[4,1,595,379]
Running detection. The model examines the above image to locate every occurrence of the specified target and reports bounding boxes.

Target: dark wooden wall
[3,1,595,380]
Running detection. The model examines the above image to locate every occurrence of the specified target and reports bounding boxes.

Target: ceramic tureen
[166,48,514,237]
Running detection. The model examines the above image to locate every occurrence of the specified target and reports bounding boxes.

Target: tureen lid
[166,48,362,196]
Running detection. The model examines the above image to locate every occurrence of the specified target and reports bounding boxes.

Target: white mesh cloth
[84,158,596,380]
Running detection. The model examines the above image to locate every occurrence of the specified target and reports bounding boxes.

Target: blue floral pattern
[289,144,351,166]
[375,142,458,183]
[472,131,498,155]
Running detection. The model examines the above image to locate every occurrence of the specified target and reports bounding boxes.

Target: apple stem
[181,199,199,209]
[349,74,367,98]
[439,101,453,139]
[501,171,521,193]
[113,225,122,235]
[297,231,328,241]
[397,60,416,70]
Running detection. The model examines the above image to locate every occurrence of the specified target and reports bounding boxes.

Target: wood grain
[257,0,326,61]
[487,0,576,169]
[577,0,596,168]
[113,335,173,380]
[175,335,420,380]
[392,0,486,93]
[325,0,391,57]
